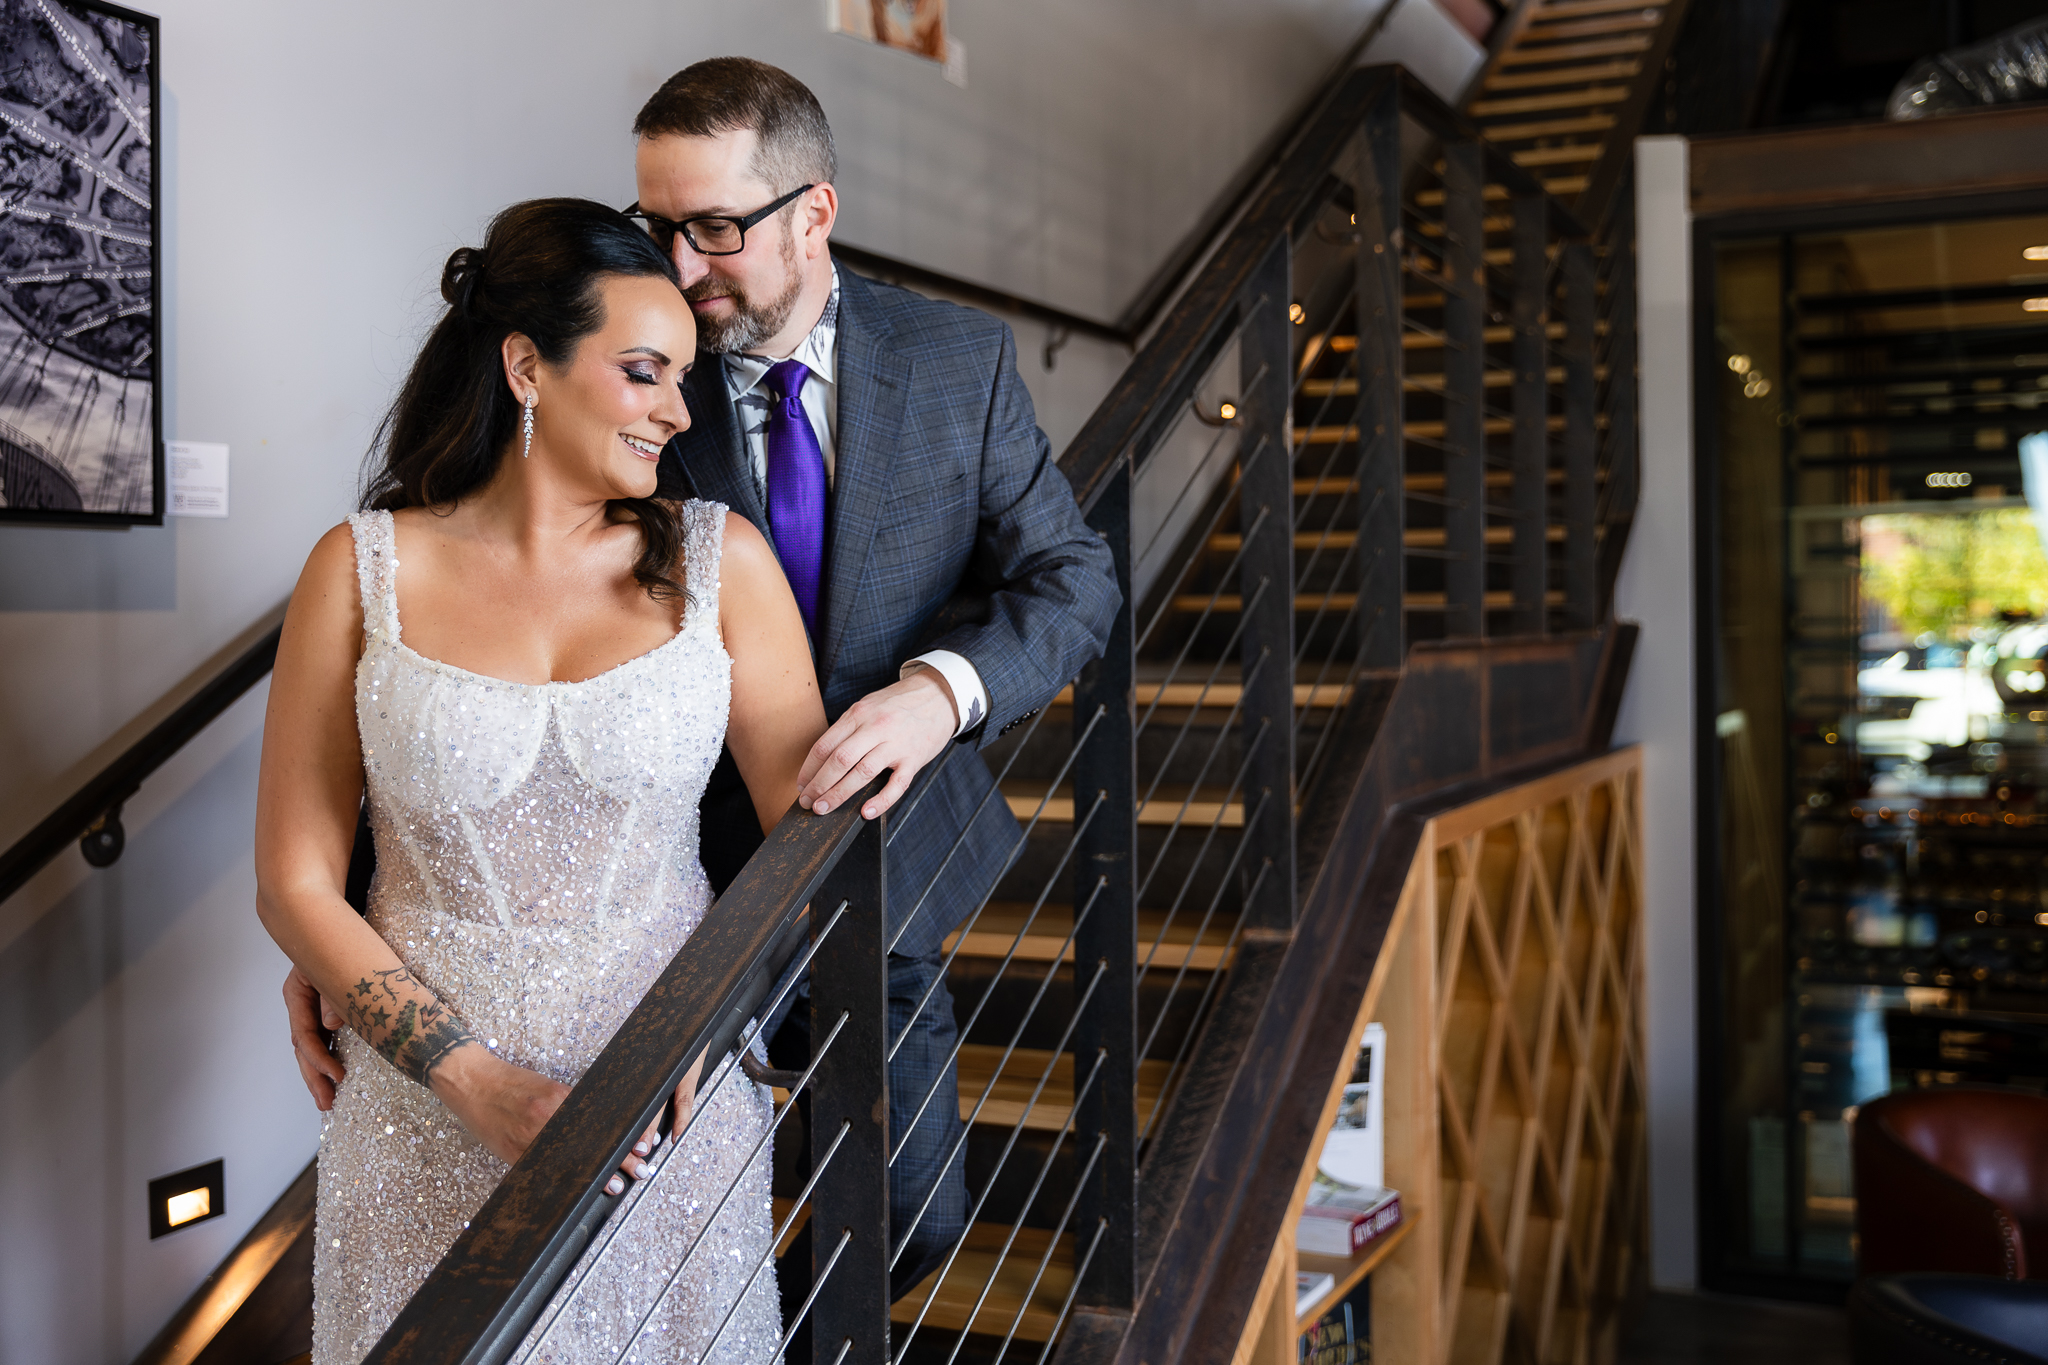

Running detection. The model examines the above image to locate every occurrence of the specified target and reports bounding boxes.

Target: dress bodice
[317,508,780,1365]
[344,502,732,1077]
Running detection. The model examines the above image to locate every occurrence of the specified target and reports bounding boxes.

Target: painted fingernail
[634,1141,650,1157]
[606,1176,625,1195]
[633,1160,652,1180]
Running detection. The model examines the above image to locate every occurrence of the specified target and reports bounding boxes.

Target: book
[1299,1274,1371,1365]
[1298,1171,1403,1258]
[1318,1023,1385,1190]
[1295,1270,1336,1318]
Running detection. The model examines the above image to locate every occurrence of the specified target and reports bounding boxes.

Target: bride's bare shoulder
[717,509,775,581]
[300,519,360,587]
[279,520,367,653]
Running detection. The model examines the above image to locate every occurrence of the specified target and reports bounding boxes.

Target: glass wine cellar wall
[1704,210,2048,1291]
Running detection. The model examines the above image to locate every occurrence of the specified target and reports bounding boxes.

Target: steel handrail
[0,621,282,905]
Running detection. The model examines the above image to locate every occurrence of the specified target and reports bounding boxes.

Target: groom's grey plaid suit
[659,261,1118,1295]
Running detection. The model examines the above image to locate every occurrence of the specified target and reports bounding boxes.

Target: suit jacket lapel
[821,270,912,682]
[667,366,766,532]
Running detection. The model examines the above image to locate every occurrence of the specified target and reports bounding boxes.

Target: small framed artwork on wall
[831,0,947,63]
[0,0,158,525]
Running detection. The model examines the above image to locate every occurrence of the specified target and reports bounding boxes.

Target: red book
[1298,1179,1403,1258]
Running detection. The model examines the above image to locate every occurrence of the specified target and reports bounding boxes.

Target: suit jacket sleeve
[924,322,1120,745]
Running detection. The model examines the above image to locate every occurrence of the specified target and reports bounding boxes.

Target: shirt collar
[724,265,840,399]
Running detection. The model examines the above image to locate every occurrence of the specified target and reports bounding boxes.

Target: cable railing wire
[511,898,854,1357]
[924,1053,1107,1365]
[889,842,1109,1173]
[583,1011,854,1365]
[888,882,1109,1262]
[891,959,1109,1336]
[886,699,1106,1052]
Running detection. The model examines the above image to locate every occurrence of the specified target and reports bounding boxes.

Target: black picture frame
[0,0,160,527]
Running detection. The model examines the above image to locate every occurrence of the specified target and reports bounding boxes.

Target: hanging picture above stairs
[0,0,158,525]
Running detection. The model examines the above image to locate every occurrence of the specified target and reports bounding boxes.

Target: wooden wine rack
[1238,748,1649,1365]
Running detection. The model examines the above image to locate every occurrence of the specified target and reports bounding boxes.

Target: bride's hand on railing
[623,1048,708,1192]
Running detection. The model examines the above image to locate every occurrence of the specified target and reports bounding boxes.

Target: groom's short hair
[635,58,838,194]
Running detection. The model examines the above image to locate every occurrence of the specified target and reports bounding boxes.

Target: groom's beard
[688,223,806,355]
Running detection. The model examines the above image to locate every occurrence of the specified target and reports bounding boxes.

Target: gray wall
[1613,135,1698,1291]
[0,2,1480,1360]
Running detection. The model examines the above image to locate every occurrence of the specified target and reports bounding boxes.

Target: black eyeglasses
[622,183,816,257]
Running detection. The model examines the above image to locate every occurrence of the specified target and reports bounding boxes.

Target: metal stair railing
[356,59,1636,1365]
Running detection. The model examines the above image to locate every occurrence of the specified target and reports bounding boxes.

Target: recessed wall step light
[149,1159,223,1238]
[2026,246,2048,261]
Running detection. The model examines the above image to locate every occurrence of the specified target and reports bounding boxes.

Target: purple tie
[762,358,826,635]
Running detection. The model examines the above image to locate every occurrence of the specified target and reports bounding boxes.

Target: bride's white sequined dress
[312,504,779,1365]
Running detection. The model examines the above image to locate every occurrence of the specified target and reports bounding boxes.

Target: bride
[254,197,823,1364]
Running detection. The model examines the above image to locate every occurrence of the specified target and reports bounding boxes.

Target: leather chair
[1849,1275,2048,1365]
[1853,1088,2048,1280]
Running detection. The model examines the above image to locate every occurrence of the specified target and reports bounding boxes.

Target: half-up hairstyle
[361,197,689,601]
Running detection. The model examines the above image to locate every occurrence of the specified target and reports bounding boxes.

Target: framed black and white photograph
[0,0,158,524]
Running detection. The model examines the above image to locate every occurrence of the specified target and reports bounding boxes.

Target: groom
[634,59,1118,1303]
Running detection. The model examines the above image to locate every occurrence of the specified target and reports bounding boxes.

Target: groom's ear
[798,183,838,261]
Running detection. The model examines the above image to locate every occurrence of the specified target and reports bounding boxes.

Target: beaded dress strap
[683,500,726,637]
[345,510,402,644]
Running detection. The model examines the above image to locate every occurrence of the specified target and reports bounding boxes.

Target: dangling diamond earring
[522,392,536,458]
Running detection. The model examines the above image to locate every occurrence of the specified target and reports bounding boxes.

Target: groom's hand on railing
[797,669,960,820]
[285,964,346,1110]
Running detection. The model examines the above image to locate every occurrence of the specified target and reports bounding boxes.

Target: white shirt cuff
[901,651,988,737]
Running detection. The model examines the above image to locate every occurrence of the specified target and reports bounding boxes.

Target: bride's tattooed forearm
[342,967,476,1086]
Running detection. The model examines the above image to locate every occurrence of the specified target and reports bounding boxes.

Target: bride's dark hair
[361,197,688,601]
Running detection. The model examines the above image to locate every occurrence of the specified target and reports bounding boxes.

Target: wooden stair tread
[1416,213,1515,236]
[1301,365,1601,394]
[1316,320,1586,351]
[943,901,1237,971]
[1497,34,1651,63]
[1174,590,1568,612]
[1524,11,1664,41]
[1506,142,1608,166]
[1483,58,1640,90]
[891,1224,1072,1339]
[956,1045,1173,1132]
[1471,112,1616,142]
[1210,526,1565,552]
[1003,781,1246,830]
[1296,415,1571,441]
[1530,0,1671,18]
[1294,470,1603,495]
[1468,85,1629,117]
[1047,681,1352,709]
[1410,173,1590,205]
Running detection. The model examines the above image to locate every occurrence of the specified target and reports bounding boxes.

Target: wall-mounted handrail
[0,621,282,905]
